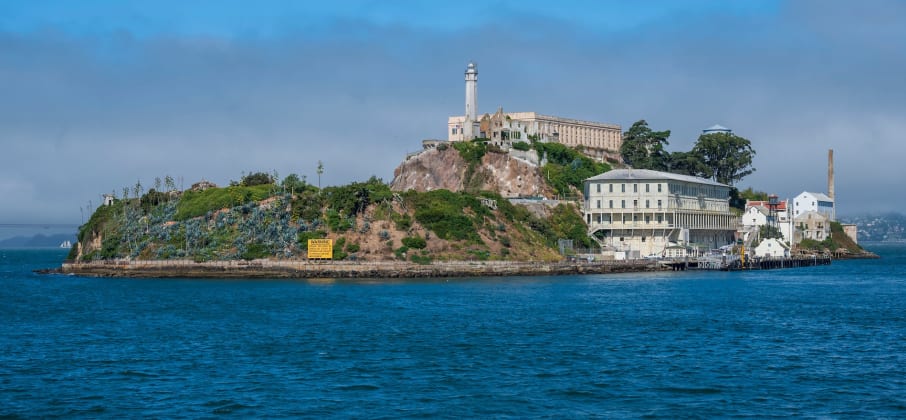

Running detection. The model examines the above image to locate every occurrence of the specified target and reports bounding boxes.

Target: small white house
[793,191,834,221]
[754,238,790,258]
[102,194,115,206]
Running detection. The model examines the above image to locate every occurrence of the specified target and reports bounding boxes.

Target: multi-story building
[447,62,621,157]
[583,169,737,258]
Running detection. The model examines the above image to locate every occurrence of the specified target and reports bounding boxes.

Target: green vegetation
[511,141,531,151]
[402,235,427,249]
[175,185,273,221]
[240,171,275,186]
[620,120,671,171]
[406,189,488,243]
[533,142,611,197]
[620,119,757,186]
[73,164,590,263]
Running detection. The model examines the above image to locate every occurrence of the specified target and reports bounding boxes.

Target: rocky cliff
[390,147,553,198]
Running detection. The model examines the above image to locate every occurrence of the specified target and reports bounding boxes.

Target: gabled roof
[746,200,788,211]
[585,169,727,187]
[798,191,834,202]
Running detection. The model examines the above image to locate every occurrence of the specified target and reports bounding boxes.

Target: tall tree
[667,151,711,178]
[317,160,324,190]
[690,132,756,185]
[620,120,671,171]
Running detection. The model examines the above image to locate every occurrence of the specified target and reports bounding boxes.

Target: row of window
[596,199,663,209]
[595,183,664,194]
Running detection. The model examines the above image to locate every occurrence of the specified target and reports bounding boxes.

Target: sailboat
[60,240,72,248]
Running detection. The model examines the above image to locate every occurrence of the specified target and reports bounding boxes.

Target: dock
[663,255,832,271]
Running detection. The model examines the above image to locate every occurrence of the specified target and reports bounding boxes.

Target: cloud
[0,2,904,224]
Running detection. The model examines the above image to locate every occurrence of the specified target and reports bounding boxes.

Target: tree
[316,160,324,190]
[620,120,671,170]
[240,172,274,186]
[690,132,756,185]
[667,151,711,178]
[281,173,307,195]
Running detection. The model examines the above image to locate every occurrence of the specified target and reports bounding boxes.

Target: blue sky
[1,0,904,236]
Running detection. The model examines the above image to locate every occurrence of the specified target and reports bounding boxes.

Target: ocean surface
[2,246,905,418]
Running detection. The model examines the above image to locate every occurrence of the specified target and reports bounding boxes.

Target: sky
[1,0,905,238]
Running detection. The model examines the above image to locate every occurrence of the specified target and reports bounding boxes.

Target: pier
[663,255,832,271]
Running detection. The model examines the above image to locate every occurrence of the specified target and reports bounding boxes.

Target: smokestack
[828,149,834,200]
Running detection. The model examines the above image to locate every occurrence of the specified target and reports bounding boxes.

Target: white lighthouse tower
[463,61,478,139]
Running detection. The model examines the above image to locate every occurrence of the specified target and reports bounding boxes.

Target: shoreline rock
[49,259,668,279]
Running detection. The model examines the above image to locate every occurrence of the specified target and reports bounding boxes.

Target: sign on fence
[308,239,333,259]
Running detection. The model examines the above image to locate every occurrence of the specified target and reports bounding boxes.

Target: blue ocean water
[1,246,905,418]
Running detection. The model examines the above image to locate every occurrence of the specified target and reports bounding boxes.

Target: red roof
[746,200,787,211]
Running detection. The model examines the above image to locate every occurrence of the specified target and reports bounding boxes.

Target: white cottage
[754,238,790,258]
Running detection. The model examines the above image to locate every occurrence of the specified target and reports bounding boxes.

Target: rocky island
[59,141,667,278]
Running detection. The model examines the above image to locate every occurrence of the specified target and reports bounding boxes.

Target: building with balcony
[583,169,737,258]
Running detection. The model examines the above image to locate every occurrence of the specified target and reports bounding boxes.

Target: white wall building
[793,191,834,221]
[754,238,790,258]
[583,169,737,258]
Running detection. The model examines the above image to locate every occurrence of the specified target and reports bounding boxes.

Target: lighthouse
[463,62,478,139]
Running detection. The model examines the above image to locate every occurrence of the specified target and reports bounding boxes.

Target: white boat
[60,240,72,248]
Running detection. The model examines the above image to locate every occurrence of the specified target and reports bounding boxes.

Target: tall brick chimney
[828,149,834,200]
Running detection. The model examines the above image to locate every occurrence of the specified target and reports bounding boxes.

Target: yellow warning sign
[307,239,333,259]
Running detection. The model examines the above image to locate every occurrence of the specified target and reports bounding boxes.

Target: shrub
[411,253,432,265]
[402,235,427,249]
[241,172,275,186]
[511,141,531,151]
[394,246,409,259]
[241,243,271,260]
[346,242,360,253]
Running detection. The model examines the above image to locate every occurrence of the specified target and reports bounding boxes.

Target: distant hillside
[840,213,906,242]
[0,233,76,249]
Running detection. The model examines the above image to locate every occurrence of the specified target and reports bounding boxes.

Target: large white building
[793,191,834,221]
[583,169,737,258]
[448,62,621,156]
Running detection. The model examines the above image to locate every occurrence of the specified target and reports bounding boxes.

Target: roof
[705,124,729,130]
[746,200,788,211]
[585,169,728,187]
[798,191,834,202]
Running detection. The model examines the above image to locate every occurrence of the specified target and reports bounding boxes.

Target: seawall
[58,259,668,279]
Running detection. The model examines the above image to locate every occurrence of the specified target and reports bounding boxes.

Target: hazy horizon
[2,0,904,232]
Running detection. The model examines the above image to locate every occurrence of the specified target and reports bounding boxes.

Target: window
[633,200,638,208]
[621,200,625,208]
[452,128,457,134]
[596,184,601,193]
[645,200,650,208]
[609,184,613,193]
[633,184,638,193]
[609,200,613,208]
[646,184,650,193]
[619,237,624,242]
[621,184,625,193]
[596,200,601,209]
[657,200,662,209]
[658,184,662,193]
[641,236,646,242]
